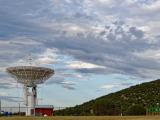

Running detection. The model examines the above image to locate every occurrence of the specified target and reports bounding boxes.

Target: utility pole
[0,99,1,114]
[18,103,20,115]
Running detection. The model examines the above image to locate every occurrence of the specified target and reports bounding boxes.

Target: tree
[93,99,120,115]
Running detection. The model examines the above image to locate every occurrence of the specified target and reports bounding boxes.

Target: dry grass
[0,116,160,120]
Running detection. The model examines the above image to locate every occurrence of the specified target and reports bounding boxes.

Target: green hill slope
[55,79,160,116]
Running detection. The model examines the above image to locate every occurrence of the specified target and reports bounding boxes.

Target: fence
[0,106,66,116]
[146,107,160,115]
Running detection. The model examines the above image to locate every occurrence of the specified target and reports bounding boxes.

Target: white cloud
[0,67,6,72]
[61,81,77,85]
[0,92,8,96]
[100,82,134,90]
[134,49,160,61]
[36,48,58,65]
[97,0,113,5]
[68,25,86,33]
[100,84,118,89]
[141,0,160,11]
[67,61,106,69]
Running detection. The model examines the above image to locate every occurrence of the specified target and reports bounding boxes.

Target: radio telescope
[6,66,54,116]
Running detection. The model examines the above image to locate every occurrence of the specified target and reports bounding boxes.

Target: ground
[0,116,160,120]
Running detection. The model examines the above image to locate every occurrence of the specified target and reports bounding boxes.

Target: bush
[126,104,146,115]
[93,99,120,115]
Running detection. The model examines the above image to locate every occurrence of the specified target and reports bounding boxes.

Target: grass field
[0,116,160,120]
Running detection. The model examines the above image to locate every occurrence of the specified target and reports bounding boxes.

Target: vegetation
[55,79,160,116]
[125,105,146,115]
[93,99,120,116]
[1,116,160,120]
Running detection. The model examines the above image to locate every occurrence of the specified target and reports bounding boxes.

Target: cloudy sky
[0,0,160,107]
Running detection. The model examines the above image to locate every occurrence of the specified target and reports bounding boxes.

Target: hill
[55,79,160,116]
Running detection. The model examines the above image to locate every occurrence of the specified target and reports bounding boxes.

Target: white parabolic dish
[6,66,54,86]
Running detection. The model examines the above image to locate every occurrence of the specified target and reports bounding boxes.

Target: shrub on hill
[125,104,146,115]
[93,99,120,115]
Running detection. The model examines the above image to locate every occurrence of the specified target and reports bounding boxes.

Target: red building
[31,105,54,116]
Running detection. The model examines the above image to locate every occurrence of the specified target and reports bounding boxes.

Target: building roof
[35,105,54,108]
